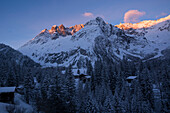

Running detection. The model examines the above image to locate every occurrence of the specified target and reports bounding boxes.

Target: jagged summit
[85,17,104,26]
[40,23,84,38]
[40,29,48,33]
[49,25,57,33]
[40,17,108,37]
[70,24,84,34]
[31,17,110,42]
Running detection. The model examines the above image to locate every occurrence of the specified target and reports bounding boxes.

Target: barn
[0,87,16,104]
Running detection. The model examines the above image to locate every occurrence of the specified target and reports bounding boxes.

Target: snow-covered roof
[0,87,16,93]
[126,76,137,80]
[85,76,91,79]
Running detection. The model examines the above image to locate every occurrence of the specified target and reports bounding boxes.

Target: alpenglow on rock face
[18,16,170,74]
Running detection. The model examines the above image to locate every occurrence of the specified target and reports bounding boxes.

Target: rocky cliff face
[18,16,170,74]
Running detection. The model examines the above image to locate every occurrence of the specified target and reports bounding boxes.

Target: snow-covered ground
[0,103,9,113]
[0,93,33,113]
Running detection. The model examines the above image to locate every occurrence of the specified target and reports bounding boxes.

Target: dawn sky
[0,0,170,49]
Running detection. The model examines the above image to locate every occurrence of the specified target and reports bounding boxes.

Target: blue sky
[0,0,170,49]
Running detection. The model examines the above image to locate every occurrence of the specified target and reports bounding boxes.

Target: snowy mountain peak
[58,24,65,29]
[19,16,170,70]
[49,25,58,33]
[40,29,48,33]
[70,24,84,34]
[96,17,106,25]
[85,17,105,26]
[56,24,67,36]
[84,17,113,37]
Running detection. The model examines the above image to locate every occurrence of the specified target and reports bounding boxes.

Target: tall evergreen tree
[24,69,34,104]
[6,71,16,86]
[87,60,93,76]
[64,65,76,112]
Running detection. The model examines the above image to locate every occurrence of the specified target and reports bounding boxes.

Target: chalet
[0,87,16,104]
[126,76,137,86]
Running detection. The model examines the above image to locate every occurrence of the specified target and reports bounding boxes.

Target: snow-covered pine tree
[64,65,76,112]
[24,69,34,104]
[86,60,93,76]
[6,70,16,86]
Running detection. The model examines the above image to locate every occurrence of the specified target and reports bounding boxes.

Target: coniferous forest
[0,53,169,113]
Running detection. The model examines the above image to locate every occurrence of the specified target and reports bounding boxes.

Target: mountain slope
[0,43,40,67]
[118,20,170,59]
[0,43,40,86]
[18,17,113,68]
[18,16,170,74]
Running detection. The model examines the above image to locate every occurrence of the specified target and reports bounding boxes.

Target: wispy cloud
[124,10,146,23]
[83,12,94,17]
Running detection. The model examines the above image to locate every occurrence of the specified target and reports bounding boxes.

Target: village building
[0,87,16,104]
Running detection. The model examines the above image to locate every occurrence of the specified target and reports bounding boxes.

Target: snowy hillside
[0,93,33,113]
[0,43,40,67]
[118,20,170,60]
[18,16,170,72]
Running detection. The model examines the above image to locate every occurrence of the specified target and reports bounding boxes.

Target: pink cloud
[124,10,146,23]
[83,12,94,17]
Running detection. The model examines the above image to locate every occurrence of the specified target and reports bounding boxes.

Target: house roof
[126,76,137,79]
[0,87,16,93]
[85,76,91,79]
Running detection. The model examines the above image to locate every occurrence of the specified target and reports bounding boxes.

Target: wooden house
[0,87,16,104]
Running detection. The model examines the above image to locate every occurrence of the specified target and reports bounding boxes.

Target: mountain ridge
[18,16,170,74]
[115,15,170,30]
[0,43,40,67]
